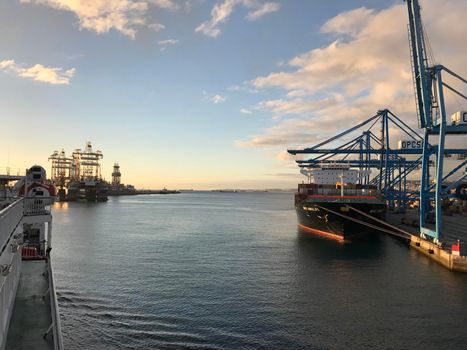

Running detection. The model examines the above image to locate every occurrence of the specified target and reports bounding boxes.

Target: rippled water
[52,192,467,349]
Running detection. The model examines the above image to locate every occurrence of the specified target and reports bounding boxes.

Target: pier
[386,210,467,272]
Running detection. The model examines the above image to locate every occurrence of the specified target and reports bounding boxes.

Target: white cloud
[228,83,258,94]
[321,7,374,38]
[240,0,467,153]
[196,0,280,38]
[158,39,179,45]
[148,22,165,31]
[21,0,181,38]
[0,59,75,85]
[275,150,295,161]
[257,96,343,117]
[195,0,236,38]
[236,118,322,148]
[0,60,15,69]
[158,38,179,51]
[149,0,179,10]
[245,2,280,21]
[212,94,226,104]
[240,108,252,114]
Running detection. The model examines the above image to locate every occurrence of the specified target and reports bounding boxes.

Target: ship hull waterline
[296,199,387,242]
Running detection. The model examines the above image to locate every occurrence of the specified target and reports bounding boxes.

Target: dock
[386,210,467,273]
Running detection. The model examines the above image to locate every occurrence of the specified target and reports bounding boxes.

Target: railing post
[47,221,52,252]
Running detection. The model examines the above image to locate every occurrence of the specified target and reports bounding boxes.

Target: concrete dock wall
[410,236,467,272]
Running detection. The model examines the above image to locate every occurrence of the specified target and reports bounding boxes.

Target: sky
[0,0,466,189]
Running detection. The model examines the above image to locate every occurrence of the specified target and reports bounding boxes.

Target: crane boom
[406,0,432,128]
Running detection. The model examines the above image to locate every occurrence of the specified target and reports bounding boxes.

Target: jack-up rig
[287,0,466,249]
[49,142,108,202]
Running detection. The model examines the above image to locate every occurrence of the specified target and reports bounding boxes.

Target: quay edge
[410,236,467,273]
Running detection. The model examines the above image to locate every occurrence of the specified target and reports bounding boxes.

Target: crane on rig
[406,0,467,242]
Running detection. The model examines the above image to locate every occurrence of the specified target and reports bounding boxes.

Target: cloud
[265,171,301,178]
[212,94,226,104]
[149,0,180,10]
[21,0,181,38]
[241,0,467,152]
[228,83,258,94]
[148,22,165,31]
[158,39,179,45]
[0,60,15,69]
[195,0,236,38]
[321,7,374,38]
[257,96,343,117]
[0,59,75,85]
[158,38,179,50]
[275,150,295,161]
[196,0,280,38]
[245,2,280,21]
[240,108,252,114]
[236,118,325,148]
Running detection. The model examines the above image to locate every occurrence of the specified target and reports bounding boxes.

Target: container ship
[295,164,386,241]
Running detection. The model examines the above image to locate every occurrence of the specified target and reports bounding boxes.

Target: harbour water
[52,192,467,349]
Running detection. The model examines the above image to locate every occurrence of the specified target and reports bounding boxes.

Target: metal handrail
[47,256,64,350]
[23,197,53,216]
[300,188,380,197]
[0,198,23,255]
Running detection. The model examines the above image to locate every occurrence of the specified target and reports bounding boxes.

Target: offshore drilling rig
[49,142,108,202]
[108,162,136,195]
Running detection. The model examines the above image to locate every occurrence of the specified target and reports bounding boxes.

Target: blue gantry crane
[289,109,425,211]
[406,0,467,242]
[288,0,467,244]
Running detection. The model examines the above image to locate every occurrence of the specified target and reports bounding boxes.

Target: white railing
[47,258,64,350]
[23,197,53,216]
[0,233,22,349]
[0,198,23,254]
[0,198,23,349]
[300,187,381,197]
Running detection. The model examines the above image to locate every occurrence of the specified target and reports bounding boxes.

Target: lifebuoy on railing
[455,183,467,200]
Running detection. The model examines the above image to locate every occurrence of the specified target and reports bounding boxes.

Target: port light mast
[406,0,467,242]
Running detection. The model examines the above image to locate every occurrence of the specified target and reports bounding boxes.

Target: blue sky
[0,0,465,188]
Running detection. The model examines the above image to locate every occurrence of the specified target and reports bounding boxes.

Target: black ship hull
[296,200,386,241]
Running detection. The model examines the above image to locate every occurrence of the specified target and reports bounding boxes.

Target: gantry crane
[406,0,467,242]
